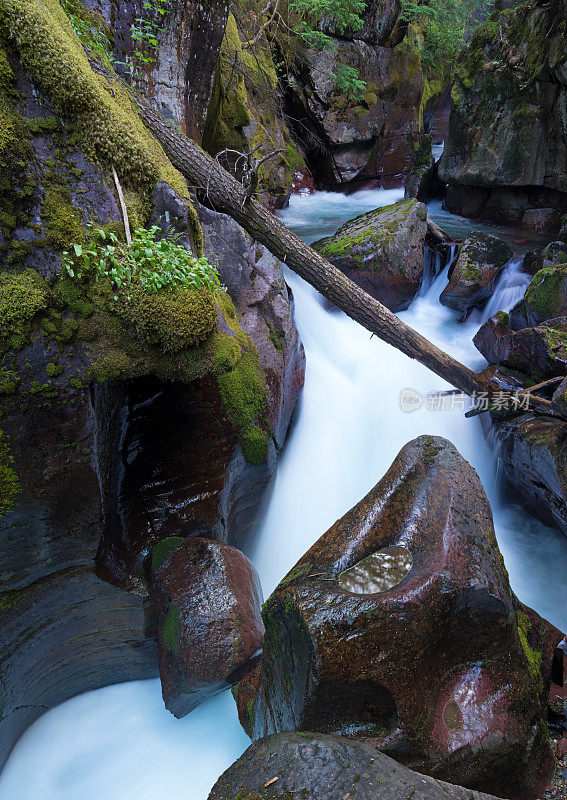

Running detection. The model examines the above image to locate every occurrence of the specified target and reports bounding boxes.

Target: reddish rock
[149,537,264,717]
[240,436,563,799]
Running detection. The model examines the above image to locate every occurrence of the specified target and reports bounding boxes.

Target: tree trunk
[136,97,557,416]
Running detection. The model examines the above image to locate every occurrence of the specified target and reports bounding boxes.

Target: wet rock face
[208,732,503,800]
[199,204,306,447]
[313,199,429,311]
[281,41,423,190]
[0,391,158,771]
[85,0,228,140]
[440,233,513,314]
[149,537,264,717]
[473,313,567,379]
[240,436,562,799]
[439,0,567,229]
[490,414,567,537]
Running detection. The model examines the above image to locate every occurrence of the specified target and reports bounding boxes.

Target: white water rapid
[1,189,566,800]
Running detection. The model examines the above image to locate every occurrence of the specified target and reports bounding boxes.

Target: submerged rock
[440,233,512,313]
[209,732,503,800]
[313,199,432,311]
[149,537,264,717]
[238,436,562,799]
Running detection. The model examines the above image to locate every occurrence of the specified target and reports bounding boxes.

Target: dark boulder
[440,233,512,313]
[149,537,264,717]
[473,313,567,379]
[489,414,567,537]
[239,436,562,799]
[522,242,567,277]
[510,264,567,329]
[313,199,430,311]
[209,732,503,800]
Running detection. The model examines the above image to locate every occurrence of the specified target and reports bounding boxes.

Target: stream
[1,188,566,799]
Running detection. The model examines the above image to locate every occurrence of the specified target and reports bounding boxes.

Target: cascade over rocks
[313,199,449,311]
[148,537,264,717]
[236,436,562,799]
[440,232,513,314]
[439,0,567,229]
[208,732,503,800]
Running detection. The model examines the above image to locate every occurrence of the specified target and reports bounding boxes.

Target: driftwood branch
[112,165,132,245]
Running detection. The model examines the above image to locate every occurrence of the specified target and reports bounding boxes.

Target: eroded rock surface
[238,436,562,799]
[149,537,264,717]
[209,732,503,800]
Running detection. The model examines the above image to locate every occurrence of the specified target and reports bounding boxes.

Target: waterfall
[1,189,565,800]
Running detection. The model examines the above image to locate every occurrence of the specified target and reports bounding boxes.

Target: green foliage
[401,0,494,73]
[0,429,20,516]
[124,0,169,85]
[332,64,367,101]
[63,225,220,296]
[59,0,114,66]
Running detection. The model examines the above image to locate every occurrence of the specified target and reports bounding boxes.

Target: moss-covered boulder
[473,312,567,379]
[239,436,562,798]
[439,0,567,229]
[313,199,429,311]
[149,536,264,718]
[440,232,512,313]
[209,733,503,800]
[510,264,567,329]
[522,241,567,277]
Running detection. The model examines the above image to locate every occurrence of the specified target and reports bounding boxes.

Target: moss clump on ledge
[0,269,48,353]
[523,265,567,322]
[0,429,20,515]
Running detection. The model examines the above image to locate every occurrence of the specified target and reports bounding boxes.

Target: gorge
[0,0,567,798]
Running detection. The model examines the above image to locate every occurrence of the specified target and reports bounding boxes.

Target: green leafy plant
[125,0,169,84]
[63,225,221,299]
[332,64,367,101]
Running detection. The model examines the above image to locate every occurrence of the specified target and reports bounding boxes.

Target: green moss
[41,183,84,251]
[0,269,48,352]
[241,423,269,465]
[114,283,217,354]
[217,347,269,463]
[161,601,182,654]
[524,266,567,321]
[0,0,202,254]
[151,536,185,573]
[213,333,242,373]
[0,429,20,515]
[0,369,19,394]
[56,276,94,317]
[266,321,284,354]
[45,360,63,378]
[413,134,432,168]
[517,609,542,679]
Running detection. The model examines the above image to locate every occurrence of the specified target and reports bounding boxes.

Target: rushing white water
[2,188,567,800]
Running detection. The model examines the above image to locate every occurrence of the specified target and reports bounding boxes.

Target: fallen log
[122,81,559,417]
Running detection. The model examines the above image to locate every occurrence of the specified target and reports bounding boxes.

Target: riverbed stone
[239,436,562,799]
[473,313,567,379]
[208,732,503,800]
[313,199,429,311]
[149,536,265,718]
[510,264,567,329]
[440,232,512,313]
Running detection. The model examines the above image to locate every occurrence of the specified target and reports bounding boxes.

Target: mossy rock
[0,269,49,353]
[0,429,20,516]
[522,265,567,326]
